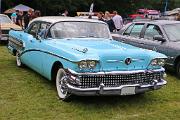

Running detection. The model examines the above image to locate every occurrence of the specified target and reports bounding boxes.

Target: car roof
[30,16,105,24]
[133,20,180,25]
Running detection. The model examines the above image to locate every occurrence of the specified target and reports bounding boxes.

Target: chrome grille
[79,72,162,88]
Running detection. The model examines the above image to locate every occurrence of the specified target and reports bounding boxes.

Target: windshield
[50,21,110,39]
[163,23,180,41]
[0,15,12,23]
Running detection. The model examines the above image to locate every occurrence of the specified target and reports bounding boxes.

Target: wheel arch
[174,55,180,68]
[51,61,63,81]
[13,49,17,56]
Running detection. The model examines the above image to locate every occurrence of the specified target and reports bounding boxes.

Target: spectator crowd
[11,9,41,29]
[10,9,124,32]
[96,11,123,32]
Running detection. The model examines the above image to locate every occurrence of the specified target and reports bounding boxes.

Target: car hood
[45,38,167,71]
[0,23,22,30]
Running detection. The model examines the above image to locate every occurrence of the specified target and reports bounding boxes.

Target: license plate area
[121,87,135,95]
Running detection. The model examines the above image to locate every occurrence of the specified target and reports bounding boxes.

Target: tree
[2,0,180,16]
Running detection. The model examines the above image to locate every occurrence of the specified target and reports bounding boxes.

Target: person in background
[112,11,123,31]
[16,11,23,28]
[24,9,33,29]
[62,10,68,17]
[33,10,41,18]
[104,11,116,32]
[11,10,18,23]
[88,15,92,19]
[97,12,104,21]
[176,12,180,21]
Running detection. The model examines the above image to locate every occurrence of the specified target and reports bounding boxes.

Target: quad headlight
[150,58,166,66]
[78,60,97,69]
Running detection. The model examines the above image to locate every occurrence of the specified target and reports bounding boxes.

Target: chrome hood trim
[67,67,165,75]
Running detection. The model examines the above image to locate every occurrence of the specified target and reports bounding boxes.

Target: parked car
[8,17,167,101]
[0,14,21,43]
[112,20,180,77]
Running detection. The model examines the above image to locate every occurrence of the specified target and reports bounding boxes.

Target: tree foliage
[2,0,180,16]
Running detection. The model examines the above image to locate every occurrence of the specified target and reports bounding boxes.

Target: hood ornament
[72,47,88,53]
[125,58,132,65]
[82,48,88,53]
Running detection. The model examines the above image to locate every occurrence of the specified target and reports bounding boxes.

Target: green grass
[0,45,180,120]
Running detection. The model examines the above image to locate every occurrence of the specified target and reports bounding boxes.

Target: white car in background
[0,14,21,43]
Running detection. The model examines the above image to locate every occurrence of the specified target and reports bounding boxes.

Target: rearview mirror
[153,35,166,42]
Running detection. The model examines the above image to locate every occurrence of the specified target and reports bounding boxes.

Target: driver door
[21,22,44,74]
[140,24,167,54]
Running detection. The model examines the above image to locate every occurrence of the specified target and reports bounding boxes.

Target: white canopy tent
[4,4,34,13]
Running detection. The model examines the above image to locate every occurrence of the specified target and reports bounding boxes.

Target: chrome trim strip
[67,68,165,75]
[106,60,123,63]
[67,79,167,91]
[140,80,167,88]
[165,63,174,66]
[21,49,77,63]
[9,36,23,48]
[132,58,144,62]
[106,59,144,63]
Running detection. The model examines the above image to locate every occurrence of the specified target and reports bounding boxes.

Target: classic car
[112,20,180,77]
[0,14,21,43]
[8,17,167,101]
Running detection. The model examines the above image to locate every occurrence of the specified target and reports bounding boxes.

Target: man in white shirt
[112,11,123,31]
[62,10,68,17]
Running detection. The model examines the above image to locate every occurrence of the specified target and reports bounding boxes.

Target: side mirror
[153,35,166,42]
[36,34,42,40]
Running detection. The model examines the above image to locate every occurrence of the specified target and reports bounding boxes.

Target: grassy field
[0,44,180,120]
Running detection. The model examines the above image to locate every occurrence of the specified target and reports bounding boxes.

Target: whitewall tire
[56,68,71,101]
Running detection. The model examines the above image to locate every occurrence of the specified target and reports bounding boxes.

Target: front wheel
[56,68,71,101]
[176,61,180,78]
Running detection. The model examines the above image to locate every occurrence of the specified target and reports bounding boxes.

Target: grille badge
[125,58,132,65]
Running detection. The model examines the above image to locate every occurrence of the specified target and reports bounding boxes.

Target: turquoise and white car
[8,17,167,100]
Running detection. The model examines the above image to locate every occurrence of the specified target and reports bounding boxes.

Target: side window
[123,24,134,35]
[38,23,50,37]
[130,24,144,37]
[28,23,39,37]
[144,24,163,40]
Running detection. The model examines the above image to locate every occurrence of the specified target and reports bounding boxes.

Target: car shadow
[69,93,155,106]
[0,41,8,45]
[166,69,180,80]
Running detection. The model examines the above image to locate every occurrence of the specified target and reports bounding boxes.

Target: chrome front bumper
[65,68,167,96]
[67,80,166,96]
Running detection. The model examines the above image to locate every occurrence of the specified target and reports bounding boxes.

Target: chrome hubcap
[59,76,68,95]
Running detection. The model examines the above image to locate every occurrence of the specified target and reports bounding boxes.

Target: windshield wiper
[75,36,100,38]
[75,36,87,38]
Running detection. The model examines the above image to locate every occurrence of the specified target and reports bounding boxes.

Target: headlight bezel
[78,61,88,69]
[150,58,166,66]
[78,60,97,69]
